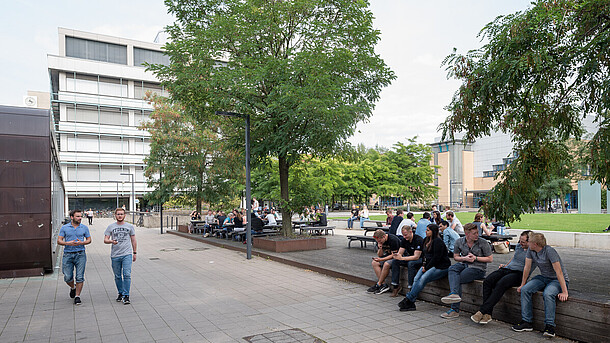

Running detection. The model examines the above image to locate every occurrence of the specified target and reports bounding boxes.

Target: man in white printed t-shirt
[104,208,137,305]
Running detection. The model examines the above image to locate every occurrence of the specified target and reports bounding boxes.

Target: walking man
[104,208,137,305]
[58,209,92,305]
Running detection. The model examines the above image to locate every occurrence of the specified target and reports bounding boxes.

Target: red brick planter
[253,236,326,252]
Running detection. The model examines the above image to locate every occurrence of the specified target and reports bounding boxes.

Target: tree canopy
[151,0,395,233]
[251,139,438,211]
[441,0,610,222]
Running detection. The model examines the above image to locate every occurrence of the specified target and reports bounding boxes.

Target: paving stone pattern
[0,218,573,342]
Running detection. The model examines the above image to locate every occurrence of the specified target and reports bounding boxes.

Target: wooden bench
[299,226,335,236]
[363,227,389,236]
[396,274,609,343]
[233,229,280,241]
[347,235,377,251]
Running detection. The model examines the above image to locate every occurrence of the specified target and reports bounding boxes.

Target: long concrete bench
[397,271,609,343]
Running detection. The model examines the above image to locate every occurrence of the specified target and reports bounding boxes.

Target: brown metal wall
[0,105,54,273]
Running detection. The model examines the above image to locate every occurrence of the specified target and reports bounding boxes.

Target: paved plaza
[0,218,573,342]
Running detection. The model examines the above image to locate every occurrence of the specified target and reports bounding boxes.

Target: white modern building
[48,28,169,212]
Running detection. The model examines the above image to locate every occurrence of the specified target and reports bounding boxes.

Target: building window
[134,47,169,67]
[134,82,169,99]
[65,73,127,97]
[66,36,127,65]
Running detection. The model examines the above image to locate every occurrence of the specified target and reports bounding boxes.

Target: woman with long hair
[398,223,451,311]
[432,210,442,225]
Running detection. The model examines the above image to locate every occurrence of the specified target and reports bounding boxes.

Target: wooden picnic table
[298,225,335,236]
[363,226,389,236]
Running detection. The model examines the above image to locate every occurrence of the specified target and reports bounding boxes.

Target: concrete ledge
[400,274,609,343]
[541,230,610,249]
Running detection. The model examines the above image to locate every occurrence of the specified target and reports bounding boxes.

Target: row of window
[60,134,150,155]
[66,36,169,67]
[65,73,169,99]
[64,104,151,126]
[65,165,145,182]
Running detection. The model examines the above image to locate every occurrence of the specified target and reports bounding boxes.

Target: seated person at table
[233,211,245,233]
[222,213,234,230]
[398,224,450,311]
[471,230,532,325]
[250,212,264,233]
[311,209,327,227]
[397,212,416,237]
[473,213,492,236]
[347,204,359,229]
[216,211,227,228]
[265,210,277,225]
[440,220,459,258]
[512,232,569,338]
[440,223,493,319]
[367,229,401,295]
[388,209,404,235]
[385,209,394,226]
[390,225,423,296]
[445,211,464,234]
[204,210,217,232]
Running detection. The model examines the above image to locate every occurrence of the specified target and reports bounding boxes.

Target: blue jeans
[359,216,370,228]
[347,216,358,228]
[111,255,133,296]
[405,267,448,302]
[62,251,87,283]
[447,262,486,312]
[520,275,568,326]
[391,259,423,286]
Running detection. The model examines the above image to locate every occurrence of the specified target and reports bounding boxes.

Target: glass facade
[66,36,127,65]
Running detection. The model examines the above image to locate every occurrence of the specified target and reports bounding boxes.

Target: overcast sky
[1,0,532,147]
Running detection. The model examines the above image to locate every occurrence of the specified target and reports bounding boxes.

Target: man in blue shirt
[58,209,92,305]
[415,212,432,239]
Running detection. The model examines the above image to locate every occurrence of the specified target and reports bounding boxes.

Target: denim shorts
[62,251,87,283]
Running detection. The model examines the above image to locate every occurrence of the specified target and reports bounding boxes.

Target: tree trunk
[196,173,203,213]
[278,155,292,236]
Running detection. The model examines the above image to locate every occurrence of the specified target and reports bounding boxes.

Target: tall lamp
[215,111,251,260]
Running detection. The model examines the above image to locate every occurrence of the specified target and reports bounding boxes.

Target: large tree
[441,0,610,222]
[151,0,395,234]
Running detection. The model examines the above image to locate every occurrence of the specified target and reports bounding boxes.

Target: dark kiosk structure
[0,105,65,278]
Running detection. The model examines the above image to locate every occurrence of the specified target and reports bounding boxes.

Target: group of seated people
[191,207,281,238]
[368,220,569,338]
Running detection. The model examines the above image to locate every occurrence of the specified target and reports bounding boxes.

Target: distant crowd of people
[189,198,281,238]
[367,207,568,338]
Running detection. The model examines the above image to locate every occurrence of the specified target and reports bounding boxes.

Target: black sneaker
[375,283,391,295]
[399,299,416,311]
[543,325,556,337]
[511,321,533,332]
[367,284,380,293]
[122,296,130,305]
[116,294,123,302]
[69,288,76,299]
[74,296,82,305]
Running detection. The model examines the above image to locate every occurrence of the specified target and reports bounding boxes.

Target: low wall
[399,273,609,343]
[537,230,610,250]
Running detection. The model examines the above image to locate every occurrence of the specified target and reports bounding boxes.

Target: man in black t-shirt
[389,225,424,296]
[388,209,404,235]
[367,229,401,295]
[347,204,360,229]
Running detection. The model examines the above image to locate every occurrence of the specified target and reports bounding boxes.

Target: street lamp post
[120,172,135,224]
[215,111,252,259]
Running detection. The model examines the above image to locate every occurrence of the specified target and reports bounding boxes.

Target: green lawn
[330,213,610,233]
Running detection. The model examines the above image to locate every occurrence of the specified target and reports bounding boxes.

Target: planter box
[253,236,326,252]
[177,224,189,233]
